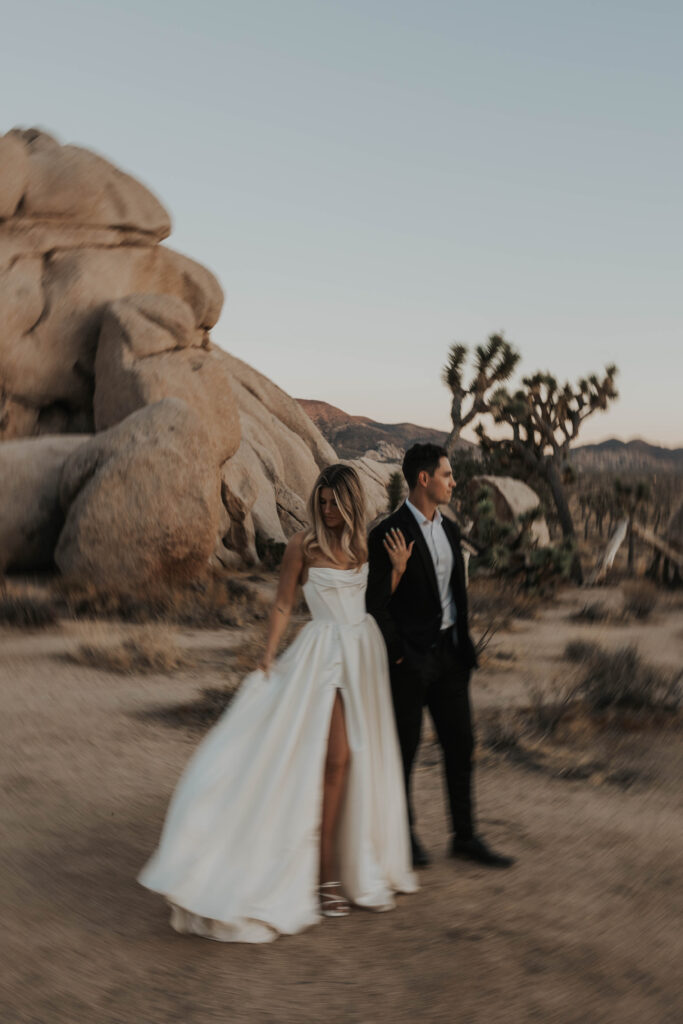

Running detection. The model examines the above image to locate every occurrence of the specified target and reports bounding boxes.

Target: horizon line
[296,398,682,452]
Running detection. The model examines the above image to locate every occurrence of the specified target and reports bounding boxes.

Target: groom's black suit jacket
[366,502,478,672]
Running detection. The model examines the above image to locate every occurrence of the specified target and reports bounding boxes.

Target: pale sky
[3,0,681,446]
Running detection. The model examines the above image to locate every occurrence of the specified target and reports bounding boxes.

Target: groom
[367,443,514,869]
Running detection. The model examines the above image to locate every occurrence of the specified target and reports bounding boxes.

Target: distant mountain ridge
[297,399,456,459]
[571,438,683,473]
[298,399,681,473]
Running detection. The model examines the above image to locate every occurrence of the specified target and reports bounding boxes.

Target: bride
[138,463,417,942]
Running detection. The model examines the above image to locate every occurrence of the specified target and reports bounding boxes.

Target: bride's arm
[258,533,305,675]
[383,528,414,593]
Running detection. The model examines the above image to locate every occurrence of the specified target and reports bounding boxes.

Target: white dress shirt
[405,499,456,630]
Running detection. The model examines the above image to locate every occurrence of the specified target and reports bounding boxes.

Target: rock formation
[470,474,550,547]
[0,434,88,571]
[55,399,220,592]
[362,440,404,464]
[2,127,394,588]
[350,455,403,525]
[93,293,240,463]
[0,128,222,441]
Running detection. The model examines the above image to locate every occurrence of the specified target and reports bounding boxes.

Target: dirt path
[2,597,682,1023]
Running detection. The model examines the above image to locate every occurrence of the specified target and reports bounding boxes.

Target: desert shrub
[572,601,610,623]
[449,451,493,521]
[71,624,187,674]
[564,640,601,664]
[468,580,511,622]
[481,710,524,752]
[659,588,683,612]
[574,644,681,714]
[62,571,267,627]
[468,490,574,591]
[0,592,59,628]
[525,683,575,737]
[474,623,499,658]
[469,488,517,574]
[622,580,658,621]
[468,578,540,628]
[523,541,575,590]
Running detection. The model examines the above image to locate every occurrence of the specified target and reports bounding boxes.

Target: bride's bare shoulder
[284,531,313,584]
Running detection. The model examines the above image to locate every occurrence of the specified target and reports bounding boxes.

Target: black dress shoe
[411,834,431,868]
[450,835,515,868]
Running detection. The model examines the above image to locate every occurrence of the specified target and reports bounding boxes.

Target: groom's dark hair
[402,443,449,489]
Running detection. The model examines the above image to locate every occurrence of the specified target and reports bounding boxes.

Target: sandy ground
[2,586,682,1024]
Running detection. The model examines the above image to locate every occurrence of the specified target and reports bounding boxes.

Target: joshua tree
[592,488,611,539]
[474,367,619,582]
[614,479,651,573]
[579,486,611,540]
[442,333,520,456]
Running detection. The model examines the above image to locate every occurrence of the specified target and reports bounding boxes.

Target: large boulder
[362,440,405,464]
[213,353,406,563]
[215,414,318,562]
[1,125,406,576]
[470,474,551,546]
[0,434,89,571]
[2,128,170,238]
[55,399,221,592]
[0,246,224,434]
[218,446,261,567]
[224,353,336,473]
[0,133,28,219]
[93,294,240,463]
[215,354,337,563]
[0,129,223,440]
[350,456,402,525]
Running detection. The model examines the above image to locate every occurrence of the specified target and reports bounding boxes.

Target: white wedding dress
[138,564,417,943]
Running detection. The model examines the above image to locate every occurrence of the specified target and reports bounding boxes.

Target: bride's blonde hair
[302,464,368,568]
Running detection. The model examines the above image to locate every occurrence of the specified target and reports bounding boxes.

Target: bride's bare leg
[320,691,350,884]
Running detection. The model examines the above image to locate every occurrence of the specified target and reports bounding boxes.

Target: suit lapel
[397,503,440,603]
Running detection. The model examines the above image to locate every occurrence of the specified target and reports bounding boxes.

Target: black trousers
[389,629,474,841]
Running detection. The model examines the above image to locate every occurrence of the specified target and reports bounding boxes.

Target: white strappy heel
[318,881,350,917]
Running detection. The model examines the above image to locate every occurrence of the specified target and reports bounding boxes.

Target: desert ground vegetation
[70,623,188,675]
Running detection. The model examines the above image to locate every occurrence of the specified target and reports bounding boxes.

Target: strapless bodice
[302,564,369,627]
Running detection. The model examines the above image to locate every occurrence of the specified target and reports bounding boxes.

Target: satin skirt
[138,614,417,943]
